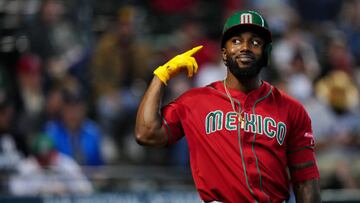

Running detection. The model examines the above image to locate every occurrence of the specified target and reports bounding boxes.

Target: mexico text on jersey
[205,111,287,145]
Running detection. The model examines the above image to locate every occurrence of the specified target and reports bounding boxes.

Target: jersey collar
[208,80,272,102]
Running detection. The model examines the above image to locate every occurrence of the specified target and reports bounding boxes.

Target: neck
[225,72,262,93]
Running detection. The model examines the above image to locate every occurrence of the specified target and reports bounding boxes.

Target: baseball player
[135,10,321,203]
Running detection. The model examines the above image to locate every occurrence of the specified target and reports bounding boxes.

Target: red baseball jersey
[161,81,319,203]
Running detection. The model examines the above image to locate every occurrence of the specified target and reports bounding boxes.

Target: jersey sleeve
[161,101,185,145]
[286,104,320,183]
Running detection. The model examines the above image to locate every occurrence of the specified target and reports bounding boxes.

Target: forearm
[135,76,167,146]
[294,178,321,203]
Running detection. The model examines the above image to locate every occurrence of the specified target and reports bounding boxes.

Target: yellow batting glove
[154,45,203,85]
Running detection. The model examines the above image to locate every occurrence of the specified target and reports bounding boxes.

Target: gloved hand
[154,45,203,85]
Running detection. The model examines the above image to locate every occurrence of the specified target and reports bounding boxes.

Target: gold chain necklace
[223,80,245,129]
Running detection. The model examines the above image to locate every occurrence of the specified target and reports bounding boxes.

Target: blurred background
[0,0,360,202]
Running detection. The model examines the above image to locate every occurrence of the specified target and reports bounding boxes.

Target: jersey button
[247,157,254,164]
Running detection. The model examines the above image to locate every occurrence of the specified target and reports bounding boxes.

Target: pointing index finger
[183,45,203,56]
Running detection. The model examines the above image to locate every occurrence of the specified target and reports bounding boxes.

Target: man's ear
[221,48,227,65]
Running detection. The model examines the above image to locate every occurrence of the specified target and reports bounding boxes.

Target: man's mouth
[236,54,255,64]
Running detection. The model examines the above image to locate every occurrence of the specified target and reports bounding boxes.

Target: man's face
[62,102,86,132]
[222,31,266,79]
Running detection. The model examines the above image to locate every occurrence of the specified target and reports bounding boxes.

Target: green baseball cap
[221,10,272,47]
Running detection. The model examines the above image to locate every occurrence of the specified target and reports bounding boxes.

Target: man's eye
[232,39,241,44]
[252,40,262,46]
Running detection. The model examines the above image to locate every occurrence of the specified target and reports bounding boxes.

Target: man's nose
[239,41,250,52]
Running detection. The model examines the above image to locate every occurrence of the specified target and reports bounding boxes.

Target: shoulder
[271,85,307,110]
[174,85,218,104]
[270,85,311,123]
[180,86,214,97]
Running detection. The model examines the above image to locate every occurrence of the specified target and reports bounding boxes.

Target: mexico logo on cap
[240,13,253,24]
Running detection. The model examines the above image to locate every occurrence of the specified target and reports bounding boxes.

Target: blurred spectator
[15,52,45,135]
[44,85,104,166]
[10,133,93,196]
[337,0,360,66]
[314,70,360,189]
[321,30,355,76]
[284,49,316,102]
[316,71,359,114]
[43,84,64,122]
[91,5,153,157]
[271,24,322,120]
[24,0,89,89]
[272,25,320,81]
[0,90,29,194]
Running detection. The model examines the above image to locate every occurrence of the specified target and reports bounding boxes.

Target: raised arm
[293,178,321,203]
[134,45,203,147]
[135,76,167,146]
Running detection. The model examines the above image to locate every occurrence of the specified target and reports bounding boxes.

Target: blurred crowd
[0,0,360,197]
